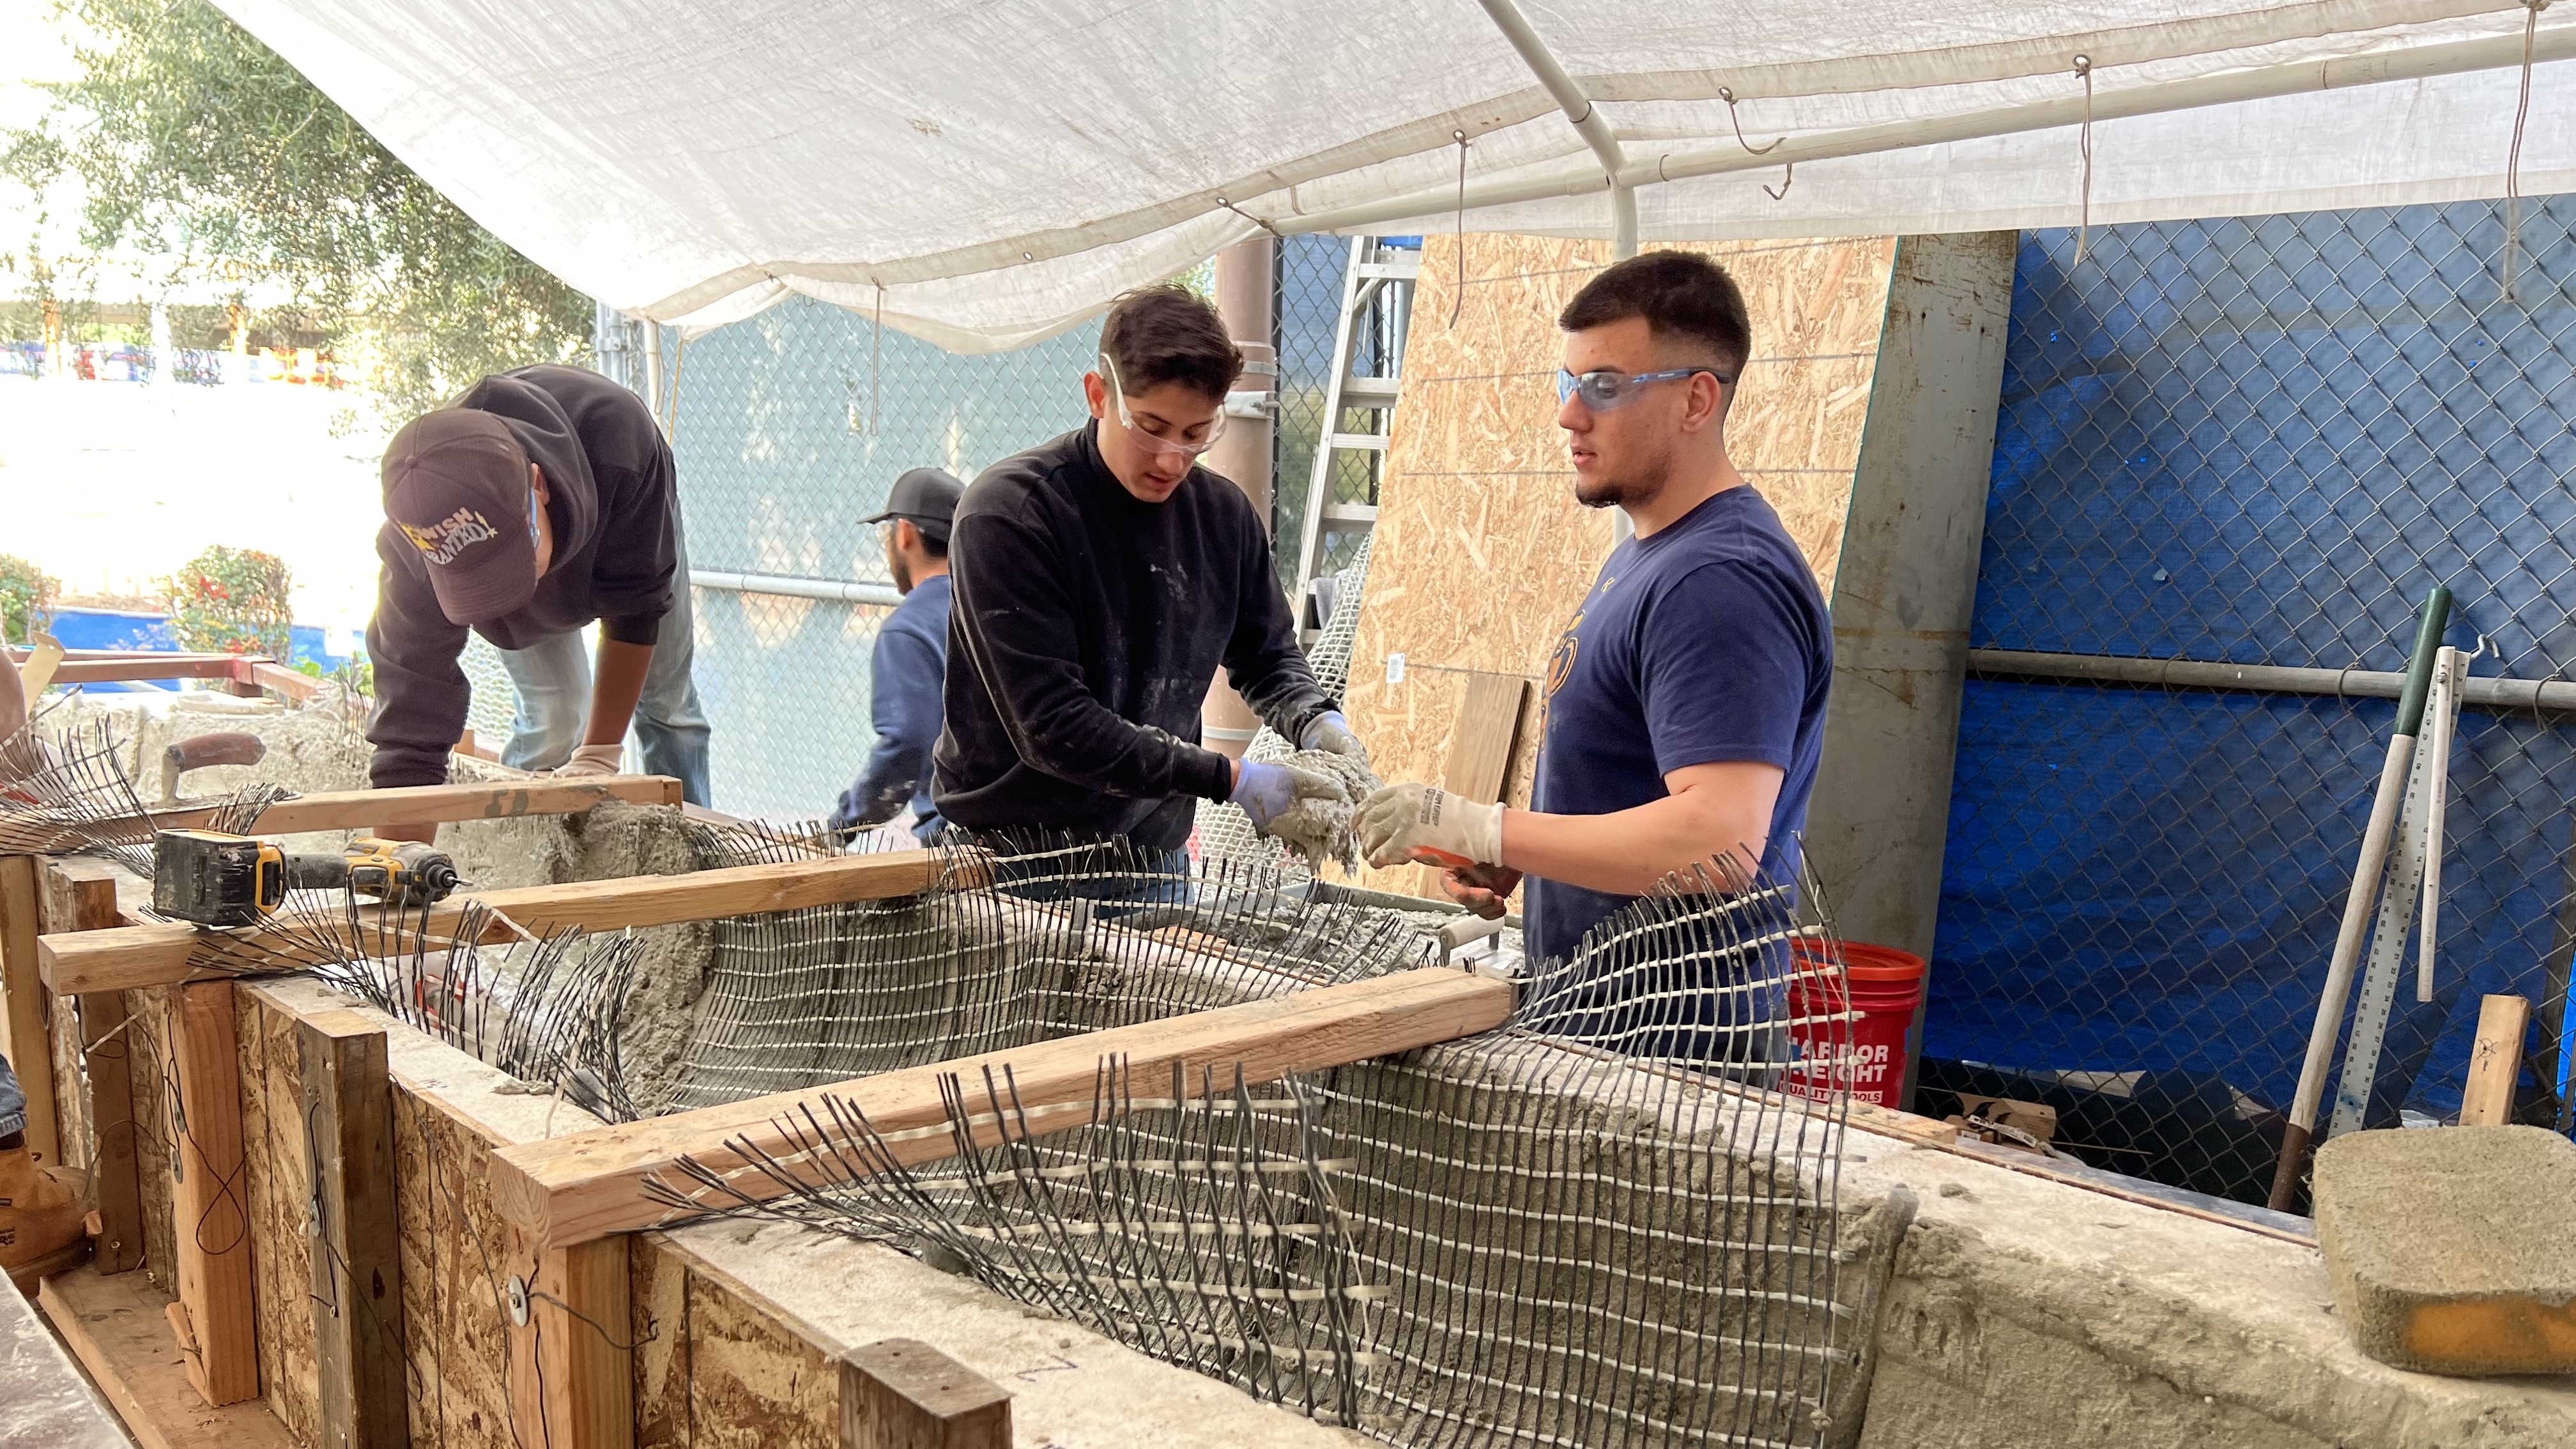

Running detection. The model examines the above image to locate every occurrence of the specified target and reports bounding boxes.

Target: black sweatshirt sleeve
[948,509,1236,802]
[1221,506,1337,746]
[363,540,471,789]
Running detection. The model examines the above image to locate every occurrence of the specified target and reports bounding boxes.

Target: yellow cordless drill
[151,829,464,928]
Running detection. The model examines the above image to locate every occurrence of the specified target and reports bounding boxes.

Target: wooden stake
[1,854,61,1167]
[1419,672,1528,896]
[169,981,258,1407]
[489,966,1515,1251]
[298,1010,406,1449]
[42,848,945,995]
[43,859,143,1274]
[506,1233,633,1449]
[840,1339,1010,1449]
[2460,993,2531,1127]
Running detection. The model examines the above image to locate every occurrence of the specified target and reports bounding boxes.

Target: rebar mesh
[645,828,1438,1117]
[654,850,1858,1448]
[1928,195,2576,1207]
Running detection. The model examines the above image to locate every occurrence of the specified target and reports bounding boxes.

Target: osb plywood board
[238,989,318,1446]
[1346,232,1896,898]
[125,984,180,1295]
[634,1236,838,1449]
[392,1071,520,1449]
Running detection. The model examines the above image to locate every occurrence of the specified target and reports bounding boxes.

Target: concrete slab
[2315,1124,2576,1376]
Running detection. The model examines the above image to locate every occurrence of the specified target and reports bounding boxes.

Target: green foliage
[0,555,57,645]
[164,545,292,658]
[296,654,375,699]
[5,0,594,419]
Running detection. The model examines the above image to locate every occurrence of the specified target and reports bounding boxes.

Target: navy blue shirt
[1525,486,1832,965]
[832,574,951,842]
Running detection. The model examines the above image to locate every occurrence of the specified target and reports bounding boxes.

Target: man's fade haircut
[1557,250,1752,378]
[1099,283,1243,404]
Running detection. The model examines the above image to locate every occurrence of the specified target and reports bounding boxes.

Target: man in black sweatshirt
[935,284,1368,856]
[366,365,710,833]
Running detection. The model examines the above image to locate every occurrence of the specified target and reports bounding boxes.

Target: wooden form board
[298,1010,407,1449]
[169,980,260,1406]
[1348,233,1896,896]
[122,773,682,837]
[1,854,62,1166]
[41,847,944,994]
[842,1338,1012,1449]
[490,966,1517,1250]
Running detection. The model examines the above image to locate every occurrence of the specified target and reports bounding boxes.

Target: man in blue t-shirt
[1356,250,1832,967]
[830,467,964,843]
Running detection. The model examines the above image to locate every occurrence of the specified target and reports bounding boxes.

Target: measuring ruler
[2328,648,2460,1138]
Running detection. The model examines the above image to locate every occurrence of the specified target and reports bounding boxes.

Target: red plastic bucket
[1785,942,1926,1108]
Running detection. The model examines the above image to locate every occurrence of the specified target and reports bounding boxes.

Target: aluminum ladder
[1289,236,1418,643]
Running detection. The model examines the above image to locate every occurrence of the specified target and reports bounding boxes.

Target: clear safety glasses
[1100,353,1227,459]
[1556,366,1732,411]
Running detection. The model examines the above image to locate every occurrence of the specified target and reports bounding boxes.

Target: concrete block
[2314,1124,2576,1376]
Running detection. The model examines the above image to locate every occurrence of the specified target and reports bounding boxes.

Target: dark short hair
[1099,284,1241,403]
[1557,250,1752,376]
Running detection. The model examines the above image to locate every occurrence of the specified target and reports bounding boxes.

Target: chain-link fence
[603,250,1353,817]
[1925,195,2576,1208]
[643,300,1096,814]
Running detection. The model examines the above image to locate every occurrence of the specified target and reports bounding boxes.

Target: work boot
[0,1137,89,1285]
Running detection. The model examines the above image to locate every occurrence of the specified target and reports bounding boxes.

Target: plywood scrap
[38,1264,295,1449]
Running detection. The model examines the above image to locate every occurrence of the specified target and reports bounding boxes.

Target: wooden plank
[169,979,259,1407]
[47,657,255,686]
[507,1234,634,1449]
[2460,993,2531,1127]
[42,848,945,995]
[840,1338,1011,1449]
[1420,671,1532,896]
[1,854,62,1167]
[1439,671,1531,804]
[134,773,684,836]
[38,1263,296,1449]
[299,1009,406,1449]
[491,966,1516,1250]
[45,857,146,1275]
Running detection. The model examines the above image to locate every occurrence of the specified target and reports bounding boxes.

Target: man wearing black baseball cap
[367,364,710,832]
[829,466,964,841]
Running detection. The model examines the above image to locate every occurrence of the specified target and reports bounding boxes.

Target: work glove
[1356,783,1503,871]
[1230,760,1347,834]
[1299,710,1370,765]
[551,742,626,778]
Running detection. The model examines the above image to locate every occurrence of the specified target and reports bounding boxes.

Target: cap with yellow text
[381,410,537,625]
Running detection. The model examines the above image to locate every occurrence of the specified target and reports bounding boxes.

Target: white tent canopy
[214,0,2576,351]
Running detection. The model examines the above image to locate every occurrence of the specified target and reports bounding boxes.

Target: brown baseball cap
[381,410,539,624]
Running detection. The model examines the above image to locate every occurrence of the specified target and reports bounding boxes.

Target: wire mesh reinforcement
[646,826,1438,1117]
[651,847,1859,1448]
[1929,194,2576,1209]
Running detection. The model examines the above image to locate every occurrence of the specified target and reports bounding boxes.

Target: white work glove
[551,742,625,778]
[1298,710,1370,766]
[1356,783,1503,871]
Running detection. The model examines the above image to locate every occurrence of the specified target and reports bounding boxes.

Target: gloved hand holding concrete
[1357,783,1503,871]
[1230,759,1347,834]
[1299,710,1370,765]
[553,742,626,778]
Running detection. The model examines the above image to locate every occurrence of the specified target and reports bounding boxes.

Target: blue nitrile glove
[1230,759,1347,833]
[1300,710,1369,765]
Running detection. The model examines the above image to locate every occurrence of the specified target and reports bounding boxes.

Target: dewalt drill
[152,829,465,928]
